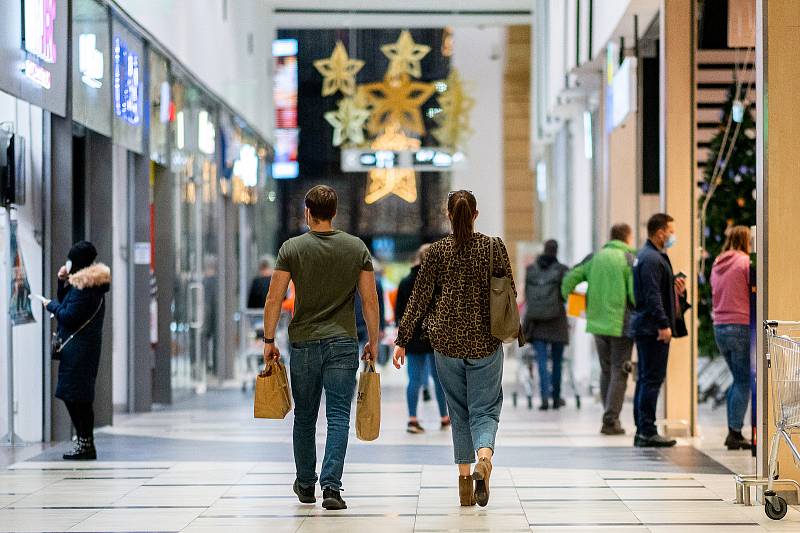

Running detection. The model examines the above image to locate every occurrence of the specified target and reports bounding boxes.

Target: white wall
[111,145,128,409]
[112,0,274,139]
[450,27,505,239]
[0,91,45,442]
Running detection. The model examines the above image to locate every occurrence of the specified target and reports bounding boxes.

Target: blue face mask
[665,234,677,249]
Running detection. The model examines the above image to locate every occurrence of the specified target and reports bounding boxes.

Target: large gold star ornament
[360,74,435,136]
[324,97,370,147]
[365,123,421,204]
[313,41,365,97]
[381,30,431,78]
[433,68,475,149]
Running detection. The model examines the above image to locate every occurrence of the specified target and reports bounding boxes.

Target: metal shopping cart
[734,321,800,520]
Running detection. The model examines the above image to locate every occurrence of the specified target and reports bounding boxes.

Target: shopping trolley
[734,321,800,520]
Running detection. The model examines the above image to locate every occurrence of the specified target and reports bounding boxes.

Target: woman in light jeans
[710,225,753,450]
[393,190,516,508]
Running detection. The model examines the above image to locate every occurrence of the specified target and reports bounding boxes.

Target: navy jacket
[47,264,111,403]
[631,240,676,337]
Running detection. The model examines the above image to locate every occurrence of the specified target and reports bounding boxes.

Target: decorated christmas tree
[697,86,756,357]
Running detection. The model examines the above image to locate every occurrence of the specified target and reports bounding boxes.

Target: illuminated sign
[113,37,141,125]
[341,149,465,172]
[78,34,103,89]
[234,145,259,187]
[273,39,299,179]
[198,110,216,155]
[24,0,57,63]
[24,60,51,89]
[159,82,171,124]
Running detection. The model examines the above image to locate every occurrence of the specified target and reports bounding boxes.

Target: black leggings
[63,401,94,439]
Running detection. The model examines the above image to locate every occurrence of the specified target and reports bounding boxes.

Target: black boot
[322,487,347,510]
[725,429,753,450]
[63,437,97,461]
[538,399,549,411]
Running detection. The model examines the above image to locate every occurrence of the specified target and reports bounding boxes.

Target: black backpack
[524,262,565,321]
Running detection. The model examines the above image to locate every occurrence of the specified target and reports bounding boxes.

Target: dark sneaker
[407,421,425,434]
[554,398,566,409]
[725,430,753,450]
[538,401,549,411]
[293,480,316,504]
[63,438,97,460]
[601,424,626,436]
[322,488,347,510]
[634,433,677,448]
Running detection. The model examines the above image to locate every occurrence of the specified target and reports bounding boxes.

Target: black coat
[631,240,677,337]
[523,256,570,344]
[396,265,433,354]
[47,264,111,403]
[355,277,386,343]
[247,275,272,309]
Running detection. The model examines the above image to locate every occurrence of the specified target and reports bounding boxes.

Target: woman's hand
[393,346,406,369]
[58,266,69,281]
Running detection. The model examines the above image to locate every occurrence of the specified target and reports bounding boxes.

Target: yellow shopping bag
[356,360,381,441]
[566,292,586,318]
[253,361,292,419]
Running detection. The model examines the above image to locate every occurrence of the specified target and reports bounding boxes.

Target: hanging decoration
[365,122,420,204]
[324,97,370,147]
[381,30,432,78]
[432,68,475,150]
[313,40,365,97]
[360,74,435,136]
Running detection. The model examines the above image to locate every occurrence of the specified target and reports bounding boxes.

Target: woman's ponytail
[447,190,477,249]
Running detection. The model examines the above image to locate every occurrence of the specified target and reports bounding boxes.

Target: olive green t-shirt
[275,230,373,342]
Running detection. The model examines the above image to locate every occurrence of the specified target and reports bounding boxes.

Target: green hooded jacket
[561,240,636,337]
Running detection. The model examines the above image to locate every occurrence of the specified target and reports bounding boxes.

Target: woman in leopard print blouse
[393,190,517,508]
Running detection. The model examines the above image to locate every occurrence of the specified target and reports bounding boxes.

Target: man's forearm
[262,296,283,340]
[363,298,380,347]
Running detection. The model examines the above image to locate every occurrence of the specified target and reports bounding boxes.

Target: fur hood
[68,263,111,290]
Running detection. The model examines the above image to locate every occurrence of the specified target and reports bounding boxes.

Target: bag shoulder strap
[60,297,104,351]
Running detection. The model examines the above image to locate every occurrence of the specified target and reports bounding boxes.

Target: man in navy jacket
[631,213,686,447]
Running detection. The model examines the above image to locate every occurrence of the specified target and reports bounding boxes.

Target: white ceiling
[265,0,532,28]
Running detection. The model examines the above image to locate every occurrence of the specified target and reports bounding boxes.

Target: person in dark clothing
[395,244,449,433]
[36,241,110,460]
[524,239,570,410]
[247,255,275,309]
[631,213,686,448]
[355,273,385,350]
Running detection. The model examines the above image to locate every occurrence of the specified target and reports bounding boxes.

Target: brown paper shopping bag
[254,361,292,419]
[355,360,381,441]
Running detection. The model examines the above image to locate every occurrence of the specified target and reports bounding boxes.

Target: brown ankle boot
[472,457,492,507]
[458,475,476,506]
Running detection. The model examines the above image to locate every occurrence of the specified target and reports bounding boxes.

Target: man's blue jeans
[533,340,564,402]
[435,346,503,464]
[714,324,751,431]
[633,335,670,437]
[290,337,358,491]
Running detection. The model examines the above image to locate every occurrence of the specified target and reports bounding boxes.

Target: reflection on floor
[0,365,785,532]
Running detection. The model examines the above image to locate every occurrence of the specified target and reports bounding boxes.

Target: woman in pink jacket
[710,226,752,451]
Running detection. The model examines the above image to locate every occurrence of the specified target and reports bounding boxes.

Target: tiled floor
[0,361,788,532]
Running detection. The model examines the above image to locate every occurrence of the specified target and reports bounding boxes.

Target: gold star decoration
[432,68,475,150]
[381,30,431,78]
[313,41,365,97]
[324,97,370,147]
[365,123,420,204]
[360,74,435,136]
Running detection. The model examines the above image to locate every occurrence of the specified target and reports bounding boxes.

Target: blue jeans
[533,340,564,402]
[435,346,504,464]
[289,337,358,491]
[633,335,670,437]
[407,353,448,418]
[714,324,752,431]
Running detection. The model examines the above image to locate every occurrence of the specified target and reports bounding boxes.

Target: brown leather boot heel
[472,457,492,507]
[458,475,476,506]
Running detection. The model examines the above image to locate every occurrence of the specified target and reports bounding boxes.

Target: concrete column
[659,0,698,436]
[756,0,800,500]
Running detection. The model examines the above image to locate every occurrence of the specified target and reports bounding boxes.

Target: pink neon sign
[24,0,57,64]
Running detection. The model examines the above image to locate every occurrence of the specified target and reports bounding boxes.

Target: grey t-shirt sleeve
[361,242,374,272]
[274,241,293,273]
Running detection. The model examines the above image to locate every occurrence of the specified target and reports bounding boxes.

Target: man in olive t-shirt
[261,185,380,511]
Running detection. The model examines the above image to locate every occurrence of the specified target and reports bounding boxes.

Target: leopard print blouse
[396,233,517,359]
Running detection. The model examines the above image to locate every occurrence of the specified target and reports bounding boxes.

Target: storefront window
[149,49,170,165]
[71,0,111,136]
[111,17,144,154]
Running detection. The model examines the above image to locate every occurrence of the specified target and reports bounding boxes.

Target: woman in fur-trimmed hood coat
[47,261,111,403]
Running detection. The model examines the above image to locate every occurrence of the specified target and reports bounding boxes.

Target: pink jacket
[710,250,751,325]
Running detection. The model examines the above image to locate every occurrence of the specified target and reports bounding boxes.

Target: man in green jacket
[562,223,636,435]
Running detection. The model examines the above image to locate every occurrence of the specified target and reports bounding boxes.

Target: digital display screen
[273,39,299,179]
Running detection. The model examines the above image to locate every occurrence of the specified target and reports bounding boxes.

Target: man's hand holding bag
[254,361,292,419]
